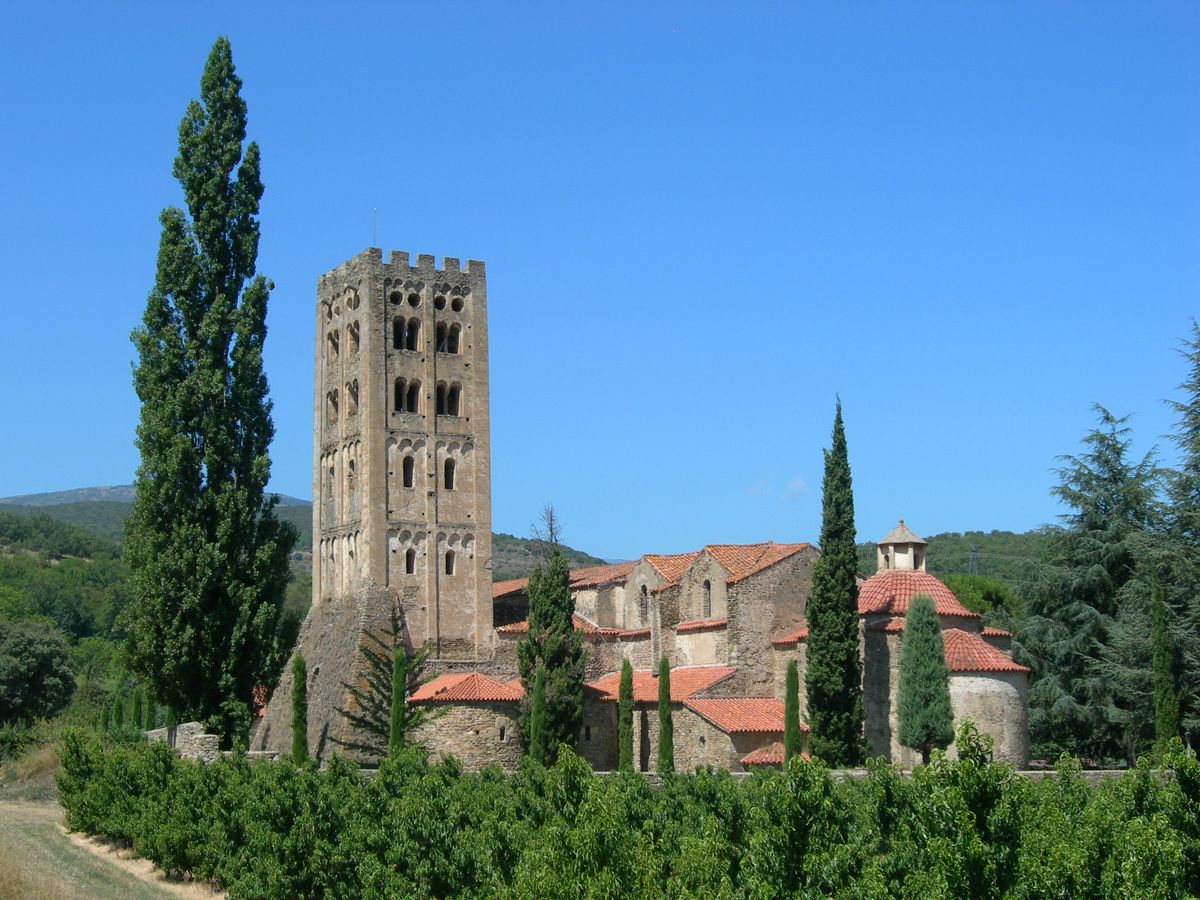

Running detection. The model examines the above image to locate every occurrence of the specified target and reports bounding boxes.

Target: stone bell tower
[254,248,493,761]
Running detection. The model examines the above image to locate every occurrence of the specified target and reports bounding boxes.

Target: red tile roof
[982,626,1013,638]
[943,628,1030,673]
[857,570,979,619]
[491,561,637,601]
[865,616,906,633]
[684,697,802,734]
[707,542,812,583]
[770,625,809,647]
[409,672,525,703]
[586,666,736,703]
[675,618,728,634]
[495,614,649,640]
[740,741,810,766]
[644,552,701,584]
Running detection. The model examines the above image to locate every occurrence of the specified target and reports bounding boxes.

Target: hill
[856,528,1056,588]
[0,487,607,583]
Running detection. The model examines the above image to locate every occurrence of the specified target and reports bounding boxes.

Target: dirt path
[0,801,223,900]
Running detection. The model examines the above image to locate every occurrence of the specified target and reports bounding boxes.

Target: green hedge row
[57,726,1200,899]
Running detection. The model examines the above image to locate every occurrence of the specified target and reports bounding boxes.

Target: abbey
[256,248,1029,770]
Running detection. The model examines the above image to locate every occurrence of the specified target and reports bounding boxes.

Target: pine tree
[618,657,634,772]
[528,666,547,765]
[389,647,406,755]
[897,595,954,765]
[517,550,585,761]
[784,659,802,763]
[1019,405,1159,760]
[657,656,674,776]
[805,399,865,766]
[1152,575,1181,753]
[122,36,296,746]
[291,654,308,762]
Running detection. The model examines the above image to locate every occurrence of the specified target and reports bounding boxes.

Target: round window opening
[451,297,464,312]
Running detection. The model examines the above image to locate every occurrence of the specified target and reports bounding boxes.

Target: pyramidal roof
[878,519,926,546]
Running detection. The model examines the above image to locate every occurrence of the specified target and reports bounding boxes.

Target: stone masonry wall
[146,722,221,763]
[410,701,522,770]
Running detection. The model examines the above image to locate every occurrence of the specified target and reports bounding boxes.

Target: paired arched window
[445,550,456,575]
[402,456,415,488]
[394,379,422,414]
[405,548,416,575]
[393,317,420,351]
[444,458,456,490]
[435,323,462,354]
[438,383,462,416]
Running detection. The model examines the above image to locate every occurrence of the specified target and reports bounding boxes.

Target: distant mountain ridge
[0,485,607,582]
[0,484,310,507]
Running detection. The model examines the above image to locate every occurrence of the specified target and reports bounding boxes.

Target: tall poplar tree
[618,658,634,772]
[897,595,954,765]
[123,37,295,745]
[517,551,585,760]
[805,399,865,766]
[656,656,674,776]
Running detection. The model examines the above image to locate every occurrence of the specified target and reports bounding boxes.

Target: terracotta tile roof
[740,741,810,766]
[675,618,727,634]
[251,684,268,718]
[865,616,906,633]
[684,698,802,734]
[409,672,525,703]
[491,561,636,601]
[770,625,809,647]
[495,614,649,640]
[705,542,812,583]
[492,578,528,599]
[982,626,1013,638]
[857,570,979,619]
[943,628,1030,673]
[644,552,701,584]
[586,665,736,703]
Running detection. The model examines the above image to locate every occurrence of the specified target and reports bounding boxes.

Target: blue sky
[1,3,1196,560]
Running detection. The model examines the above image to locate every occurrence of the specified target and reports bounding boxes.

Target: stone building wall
[948,672,1029,766]
[771,640,809,715]
[675,554,731,623]
[674,625,728,667]
[146,722,221,763]
[672,707,779,772]
[724,547,819,695]
[579,700,618,770]
[411,701,522,770]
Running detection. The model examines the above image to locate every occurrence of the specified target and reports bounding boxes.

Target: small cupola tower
[876,520,927,572]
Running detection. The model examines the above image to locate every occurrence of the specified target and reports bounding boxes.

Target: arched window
[402,456,415,489]
[405,548,416,575]
[394,378,406,412]
[393,317,404,349]
[444,458,456,490]
[436,383,447,415]
[404,318,420,351]
[445,550,456,575]
[347,321,359,353]
[326,331,339,363]
[703,580,712,618]
[447,384,461,416]
[346,380,359,416]
[447,324,461,354]
[406,380,421,414]
[436,323,448,353]
[640,585,649,624]
[326,390,339,425]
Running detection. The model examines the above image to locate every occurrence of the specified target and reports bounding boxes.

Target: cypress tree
[144,698,156,731]
[112,695,124,730]
[529,666,547,765]
[100,703,110,733]
[291,654,308,762]
[657,656,674,775]
[784,659,802,763]
[131,689,144,731]
[1152,575,1181,752]
[165,707,177,729]
[897,595,954,765]
[123,36,296,746]
[618,657,634,772]
[389,646,406,755]
[517,551,586,760]
[805,399,865,766]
